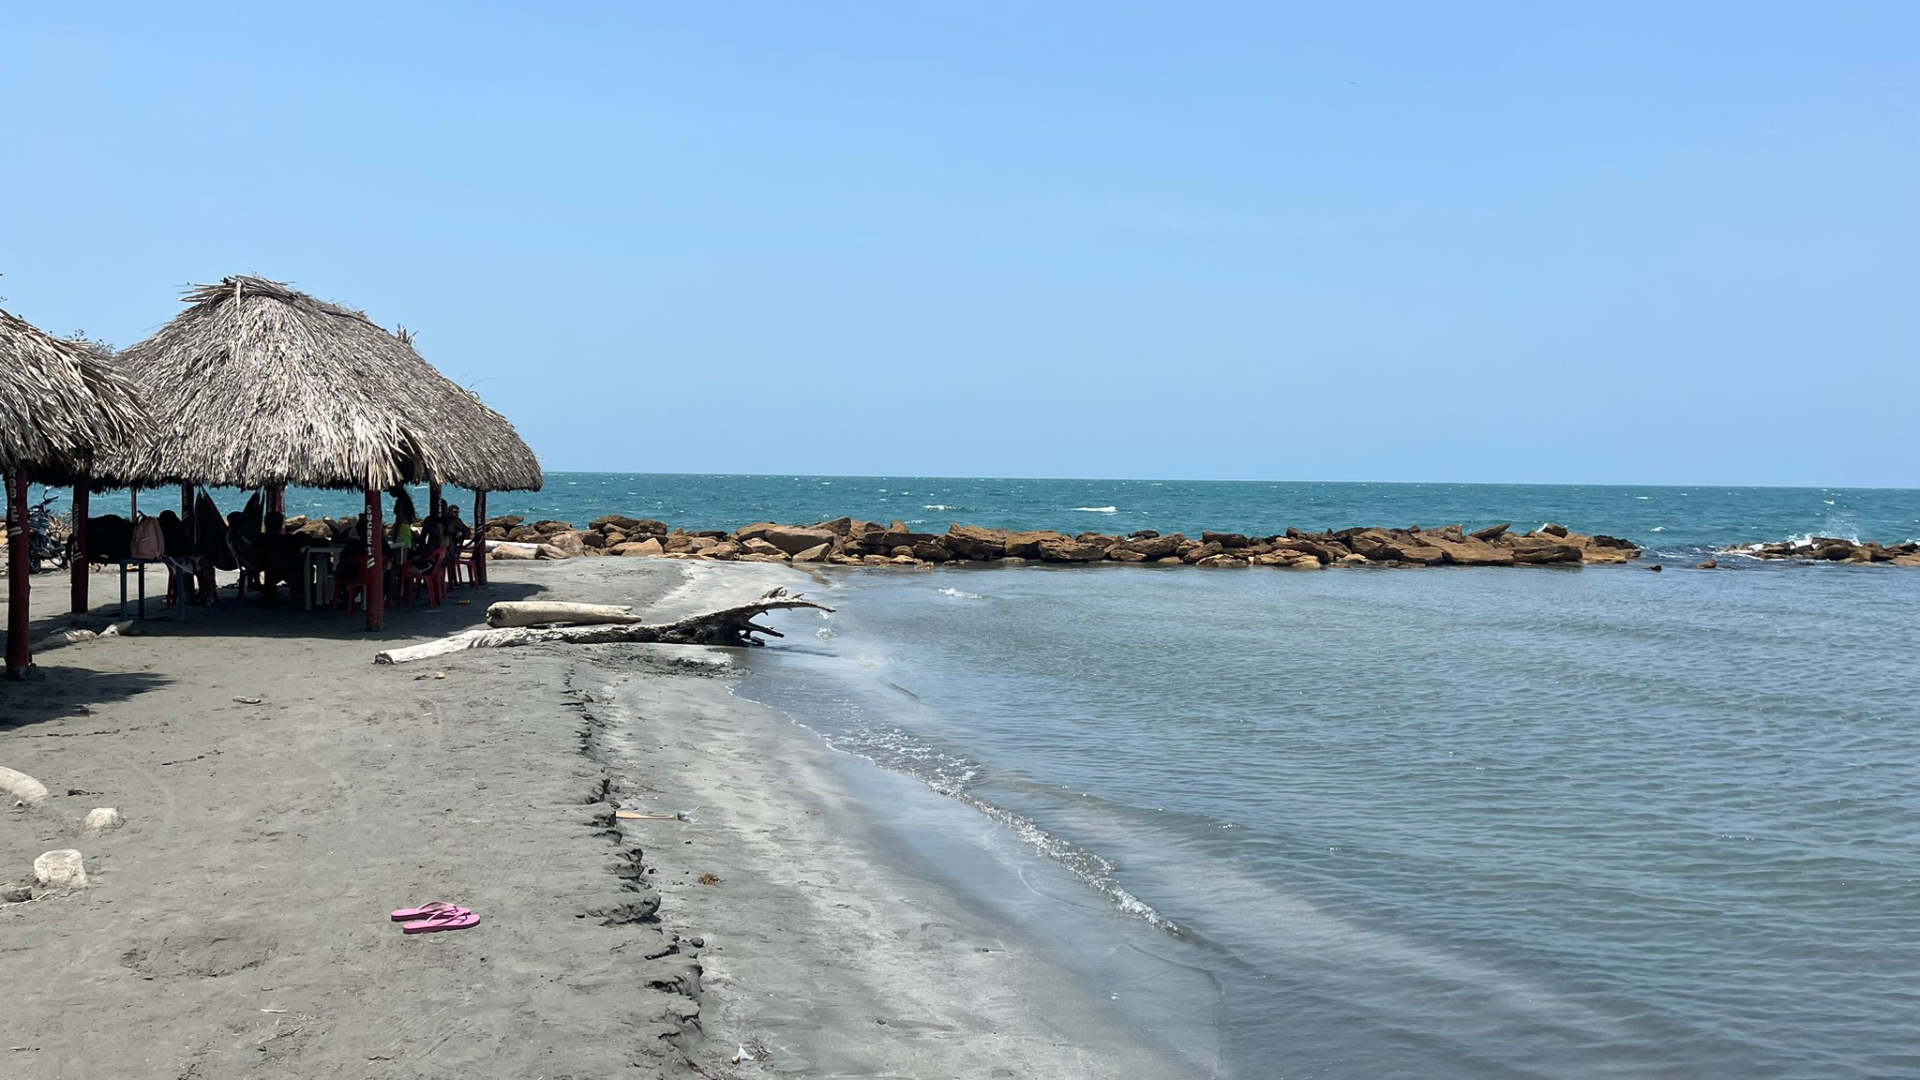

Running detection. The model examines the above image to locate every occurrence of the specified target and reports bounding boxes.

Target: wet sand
[0,558,1176,1078]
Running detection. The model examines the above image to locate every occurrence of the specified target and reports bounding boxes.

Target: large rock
[490,544,535,560]
[740,538,788,559]
[618,538,665,558]
[84,808,123,833]
[1500,535,1584,564]
[1180,541,1224,564]
[1003,531,1070,559]
[1470,522,1511,541]
[1270,537,1345,562]
[759,527,838,557]
[1580,545,1634,564]
[1038,537,1110,563]
[1342,529,1399,561]
[546,531,587,557]
[0,766,49,807]
[1201,531,1250,549]
[1112,533,1183,560]
[534,543,573,560]
[1419,535,1514,567]
[946,525,1010,561]
[1196,554,1249,568]
[34,849,86,889]
[702,541,741,561]
[910,541,952,563]
[791,543,832,563]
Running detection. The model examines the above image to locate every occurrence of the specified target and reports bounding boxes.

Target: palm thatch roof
[0,308,150,483]
[97,277,542,492]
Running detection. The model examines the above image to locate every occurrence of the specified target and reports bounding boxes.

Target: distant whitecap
[1073,505,1119,514]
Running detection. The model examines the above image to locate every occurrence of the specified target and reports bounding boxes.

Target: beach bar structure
[0,310,150,677]
[94,277,542,630]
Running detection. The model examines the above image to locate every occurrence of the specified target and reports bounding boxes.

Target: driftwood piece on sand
[485,601,641,629]
[375,589,833,665]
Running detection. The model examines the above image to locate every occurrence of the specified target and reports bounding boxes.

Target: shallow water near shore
[738,562,1920,1079]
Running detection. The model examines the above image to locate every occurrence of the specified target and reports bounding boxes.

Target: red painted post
[70,479,90,613]
[365,489,385,631]
[7,468,31,678]
[267,485,285,517]
[473,490,488,587]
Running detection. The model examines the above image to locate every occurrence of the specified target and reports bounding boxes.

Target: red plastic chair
[402,546,448,607]
[333,553,376,614]
[446,539,481,588]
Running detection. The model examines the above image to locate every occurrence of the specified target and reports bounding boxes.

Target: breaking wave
[817,722,1179,934]
[937,587,984,600]
[1073,505,1119,514]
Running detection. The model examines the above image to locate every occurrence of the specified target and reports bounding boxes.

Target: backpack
[130,517,164,560]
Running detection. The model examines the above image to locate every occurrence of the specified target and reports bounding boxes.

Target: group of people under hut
[81,489,475,610]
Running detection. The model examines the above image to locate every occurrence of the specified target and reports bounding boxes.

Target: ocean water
[58,472,1920,557]
[740,562,1920,1079]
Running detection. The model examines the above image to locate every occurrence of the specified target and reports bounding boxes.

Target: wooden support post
[7,468,31,678]
[267,485,285,517]
[365,488,385,631]
[70,478,90,614]
[181,483,193,519]
[473,490,488,586]
[428,482,443,519]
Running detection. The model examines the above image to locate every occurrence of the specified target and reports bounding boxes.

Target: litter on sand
[615,810,687,821]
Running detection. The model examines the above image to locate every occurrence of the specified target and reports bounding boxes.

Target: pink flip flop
[391,902,464,922]
[401,907,481,934]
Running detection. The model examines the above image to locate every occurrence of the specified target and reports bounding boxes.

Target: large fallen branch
[374,589,833,665]
[485,601,641,628]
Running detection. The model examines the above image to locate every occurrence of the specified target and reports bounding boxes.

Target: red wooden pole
[70,479,90,614]
[365,489,385,631]
[474,490,488,587]
[428,482,443,518]
[7,468,31,678]
[267,485,285,517]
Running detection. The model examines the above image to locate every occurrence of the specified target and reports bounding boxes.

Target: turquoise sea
[61,474,1920,1076]
[71,472,1920,557]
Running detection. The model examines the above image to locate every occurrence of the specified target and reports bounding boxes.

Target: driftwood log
[374,589,832,665]
[485,601,641,628]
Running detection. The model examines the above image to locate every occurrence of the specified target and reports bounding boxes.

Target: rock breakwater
[1729,537,1920,565]
[483,515,1644,570]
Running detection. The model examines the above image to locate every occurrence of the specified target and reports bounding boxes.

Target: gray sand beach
[1,558,1177,1079]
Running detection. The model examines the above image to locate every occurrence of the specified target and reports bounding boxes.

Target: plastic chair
[447,539,481,588]
[333,553,376,614]
[401,545,448,607]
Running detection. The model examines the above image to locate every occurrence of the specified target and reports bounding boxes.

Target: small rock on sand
[34,849,88,889]
[85,808,124,833]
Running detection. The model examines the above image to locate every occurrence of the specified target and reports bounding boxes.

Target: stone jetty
[480,516,1644,569]
[1729,537,1920,566]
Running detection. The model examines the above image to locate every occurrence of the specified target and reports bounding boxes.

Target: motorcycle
[22,493,72,573]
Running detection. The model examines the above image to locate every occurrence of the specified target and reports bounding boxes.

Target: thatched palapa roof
[98,277,542,492]
[0,308,150,482]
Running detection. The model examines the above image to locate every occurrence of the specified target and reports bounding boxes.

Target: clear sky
[3,4,1914,487]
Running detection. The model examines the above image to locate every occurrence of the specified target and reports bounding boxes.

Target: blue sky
[3,4,1914,486]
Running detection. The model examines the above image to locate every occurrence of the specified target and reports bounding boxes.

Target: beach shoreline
[0,557,1182,1078]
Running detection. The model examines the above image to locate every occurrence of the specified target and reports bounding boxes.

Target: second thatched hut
[96,276,542,628]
